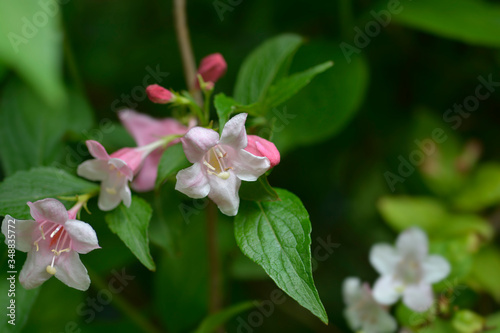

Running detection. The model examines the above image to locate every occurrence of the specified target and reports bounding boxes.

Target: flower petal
[403,282,434,312]
[65,220,100,254]
[364,310,398,333]
[175,163,210,199]
[86,140,110,160]
[181,127,219,163]
[132,150,162,192]
[109,158,134,180]
[28,198,68,225]
[342,277,362,305]
[19,244,52,289]
[422,255,450,284]
[232,149,270,181]
[219,113,248,150]
[2,216,35,252]
[54,251,91,291]
[396,227,428,260]
[98,178,125,211]
[77,159,109,181]
[120,184,132,208]
[372,275,401,305]
[369,244,400,275]
[208,171,241,216]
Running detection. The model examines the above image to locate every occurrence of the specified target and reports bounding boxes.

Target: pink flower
[146,84,174,104]
[245,135,280,168]
[195,53,227,88]
[118,110,190,192]
[77,140,159,210]
[1,199,100,290]
[175,113,270,216]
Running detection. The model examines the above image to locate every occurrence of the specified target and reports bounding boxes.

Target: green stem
[88,268,163,333]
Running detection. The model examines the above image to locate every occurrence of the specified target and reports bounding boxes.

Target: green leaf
[0,167,99,219]
[239,175,280,202]
[156,143,190,188]
[469,246,500,302]
[453,163,500,212]
[234,188,328,324]
[234,34,303,105]
[264,61,333,109]
[214,93,236,132]
[394,0,500,48]
[452,310,485,333]
[105,196,156,271]
[193,301,255,333]
[0,0,65,107]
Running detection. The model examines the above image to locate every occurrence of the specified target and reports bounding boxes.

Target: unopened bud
[146,84,174,104]
[245,135,280,168]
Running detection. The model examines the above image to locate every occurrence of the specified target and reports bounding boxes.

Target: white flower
[343,277,397,333]
[370,227,450,312]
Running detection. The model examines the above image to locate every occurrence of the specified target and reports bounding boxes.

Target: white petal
[28,198,68,225]
[77,159,109,181]
[342,277,362,305]
[65,220,100,254]
[109,158,133,180]
[219,113,248,150]
[19,245,52,289]
[422,255,450,284]
[181,127,219,163]
[372,276,401,305]
[369,244,399,275]
[403,282,434,312]
[54,251,91,291]
[208,171,241,216]
[175,163,211,199]
[396,227,428,260]
[232,149,270,181]
[2,216,35,252]
[364,310,398,333]
[120,184,132,208]
[98,184,123,211]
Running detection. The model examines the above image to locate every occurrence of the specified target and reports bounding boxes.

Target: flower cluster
[342,227,450,332]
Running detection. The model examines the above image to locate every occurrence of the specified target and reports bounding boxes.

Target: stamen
[50,226,62,238]
[203,161,216,171]
[34,242,39,251]
[46,256,57,275]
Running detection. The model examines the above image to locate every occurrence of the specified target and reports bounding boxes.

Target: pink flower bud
[195,53,227,88]
[146,84,173,104]
[245,135,280,168]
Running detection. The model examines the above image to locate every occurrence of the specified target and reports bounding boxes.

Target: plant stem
[206,201,222,314]
[88,268,163,333]
[173,0,203,106]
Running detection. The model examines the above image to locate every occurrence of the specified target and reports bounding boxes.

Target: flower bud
[245,135,280,168]
[146,84,173,104]
[195,53,227,88]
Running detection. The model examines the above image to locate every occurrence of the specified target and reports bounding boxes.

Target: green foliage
[0,274,39,333]
[234,188,328,324]
[156,143,191,188]
[193,302,254,333]
[452,310,485,333]
[0,167,99,219]
[239,175,280,202]
[453,163,500,212]
[214,93,237,131]
[105,196,156,271]
[469,246,500,303]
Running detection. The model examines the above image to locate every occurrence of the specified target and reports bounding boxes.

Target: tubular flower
[195,53,227,88]
[118,110,189,192]
[370,227,451,312]
[1,199,100,291]
[343,277,397,333]
[245,135,280,168]
[175,113,271,216]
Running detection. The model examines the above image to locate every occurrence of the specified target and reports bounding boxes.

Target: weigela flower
[1,199,99,290]
[119,110,189,192]
[146,84,174,104]
[343,277,397,333]
[175,113,271,216]
[77,140,162,211]
[195,53,227,88]
[245,135,280,168]
[370,227,451,312]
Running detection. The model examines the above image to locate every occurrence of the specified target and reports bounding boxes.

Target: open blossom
[175,113,271,216]
[1,199,99,291]
[77,140,162,210]
[245,135,280,168]
[119,110,189,192]
[343,277,397,333]
[370,227,451,312]
[195,53,227,88]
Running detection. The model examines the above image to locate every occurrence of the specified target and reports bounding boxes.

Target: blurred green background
[1,0,500,332]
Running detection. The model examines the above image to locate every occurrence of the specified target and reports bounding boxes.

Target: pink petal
[108,158,134,180]
[54,251,91,291]
[219,113,248,150]
[132,150,162,192]
[65,220,100,254]
[2,216,35,252]
[86,140,110,160]
[175,163,211,198]
[19,244,52,289]
[245,135,280,168]
[207,171,241,216]
[181,127,219,163]
[77,159,109,181]
[232,149,270,181]
[28,198,68,225]
[110,148,145,175]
